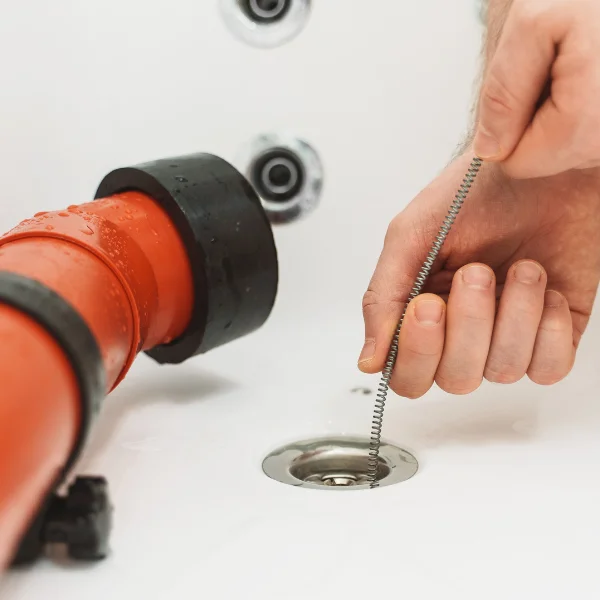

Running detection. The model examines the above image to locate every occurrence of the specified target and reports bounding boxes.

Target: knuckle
[362,287,405,317]
[362,288,380,312]
[435,371,482,395]
[401,341,442,359]
[481,72,519,118]
[461,312,493,325]
[399,329,443,356]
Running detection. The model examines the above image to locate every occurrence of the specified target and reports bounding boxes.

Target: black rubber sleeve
[95,153,279,364]
[0,271,105,476]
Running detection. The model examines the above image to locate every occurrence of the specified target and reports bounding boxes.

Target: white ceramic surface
[2,1,599,599]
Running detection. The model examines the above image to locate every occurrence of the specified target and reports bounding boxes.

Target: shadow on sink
[78,364,237,465]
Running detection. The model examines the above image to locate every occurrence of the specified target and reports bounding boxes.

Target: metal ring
[260,157,299,196]
[262,435,418,491]
[219,0,311,49]
[248,0,287,19]
[235,133,323,225]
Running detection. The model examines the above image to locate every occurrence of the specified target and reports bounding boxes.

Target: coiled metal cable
[367,157,484,488]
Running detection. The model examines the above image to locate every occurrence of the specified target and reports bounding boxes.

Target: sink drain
[262,436,418,491]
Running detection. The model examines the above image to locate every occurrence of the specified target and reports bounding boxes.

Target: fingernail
[515,261,542,284]
[473,127,502,159]
[545,290,564,308]
[414,300,444,325]
[462,265,493,289]
[359,339,376,363]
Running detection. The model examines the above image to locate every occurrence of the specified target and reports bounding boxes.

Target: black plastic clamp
[11,477,112,564]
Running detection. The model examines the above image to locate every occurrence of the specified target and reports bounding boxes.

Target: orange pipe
[0,191,194,567]
[0,305,80,568]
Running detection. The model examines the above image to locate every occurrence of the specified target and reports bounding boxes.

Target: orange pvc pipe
[0,191,194,568]
[0,305,80,568]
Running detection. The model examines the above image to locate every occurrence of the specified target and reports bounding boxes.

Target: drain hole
[268,162,292,187]
[220,0,311,49]
[236,133,323,225]
[321,474,357,487]
[289,450,390,486]
[262,436,418,491]
[243,0,291,23]
[250,148,304,203]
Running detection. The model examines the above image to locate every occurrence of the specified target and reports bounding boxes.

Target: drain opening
[220,0,311,49]
[262,436,418,491]
[321,475,357,487]
[290,449,390,486]
[242,0,291,23]
[236,133,323,225]
[250,148,305,203]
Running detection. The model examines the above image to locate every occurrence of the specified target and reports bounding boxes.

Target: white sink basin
[2,1,599,598]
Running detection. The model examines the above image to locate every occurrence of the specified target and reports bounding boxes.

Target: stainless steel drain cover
[262,436,418,490]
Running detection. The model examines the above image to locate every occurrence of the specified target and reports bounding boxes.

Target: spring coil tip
[366,157,483,489]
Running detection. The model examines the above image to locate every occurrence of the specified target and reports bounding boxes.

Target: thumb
[473,5,558,163]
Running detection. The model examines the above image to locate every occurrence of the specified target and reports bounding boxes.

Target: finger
[473,2,563,163]
[527,290,574,385]
[435,264,496,395]
[359,290,404,375]
[359,156,477,373]
[389,294,446,399]
[359,216,437,374]
[484,260,547,383]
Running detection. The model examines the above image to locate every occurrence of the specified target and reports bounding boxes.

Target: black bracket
[11,477,113,565]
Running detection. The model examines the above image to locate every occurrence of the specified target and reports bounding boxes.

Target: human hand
[474,0,600,178]
[358,154,600,398]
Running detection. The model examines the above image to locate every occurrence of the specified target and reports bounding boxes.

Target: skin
[475,0,600,178]
[358,0,600,398]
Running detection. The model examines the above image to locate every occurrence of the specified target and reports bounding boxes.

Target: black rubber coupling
[95,153,279,364]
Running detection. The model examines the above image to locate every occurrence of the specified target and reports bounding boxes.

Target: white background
[1,1,599,599]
